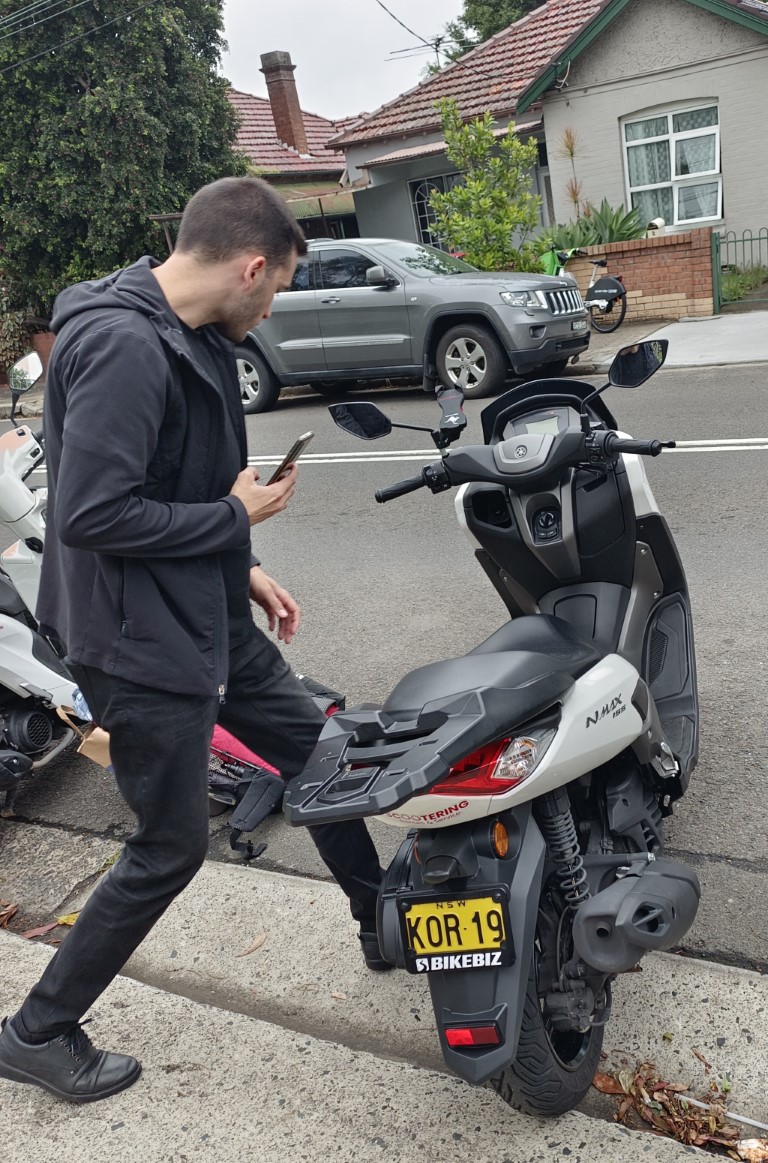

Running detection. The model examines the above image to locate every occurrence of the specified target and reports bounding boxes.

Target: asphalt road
[4,363,768,969]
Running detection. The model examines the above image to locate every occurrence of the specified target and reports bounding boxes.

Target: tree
[428,99,541,271]
[439,0,542,65]
[0,0,248,316]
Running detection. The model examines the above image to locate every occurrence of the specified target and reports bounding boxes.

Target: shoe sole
[0,1059,142,1103]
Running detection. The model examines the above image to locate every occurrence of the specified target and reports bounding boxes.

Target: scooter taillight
[430,738,518,796]
[430,731,552,796]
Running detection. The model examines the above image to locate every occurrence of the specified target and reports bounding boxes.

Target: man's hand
[249,566,301,643]
[230,463,297,526]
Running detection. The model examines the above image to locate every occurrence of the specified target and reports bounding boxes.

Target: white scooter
[0,352,82,810]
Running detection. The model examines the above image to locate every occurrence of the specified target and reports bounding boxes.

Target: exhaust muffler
[572,857,700,973]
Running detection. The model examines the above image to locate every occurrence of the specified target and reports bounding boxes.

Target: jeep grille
[545,288,584,315]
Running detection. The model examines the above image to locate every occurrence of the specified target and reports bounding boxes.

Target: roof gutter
[516,0,630,113]
[516,0,768,113]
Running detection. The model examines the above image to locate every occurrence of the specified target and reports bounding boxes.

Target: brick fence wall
[566,226,714,322]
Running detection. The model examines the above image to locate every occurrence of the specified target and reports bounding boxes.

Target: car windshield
[380,242,478,277]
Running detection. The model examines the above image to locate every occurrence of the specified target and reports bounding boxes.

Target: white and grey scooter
[285,340,701,1119]
[0,352,82,810]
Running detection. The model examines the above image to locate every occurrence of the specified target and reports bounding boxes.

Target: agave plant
[538,200,646,251]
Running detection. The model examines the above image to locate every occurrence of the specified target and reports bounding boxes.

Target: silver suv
[236,239,589,413]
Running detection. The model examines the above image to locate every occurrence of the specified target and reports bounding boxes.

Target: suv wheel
[236,345,281,414]
[436,324,507,399]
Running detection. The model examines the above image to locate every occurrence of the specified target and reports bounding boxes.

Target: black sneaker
[0,1017,142,1103]
[358,928,393,972]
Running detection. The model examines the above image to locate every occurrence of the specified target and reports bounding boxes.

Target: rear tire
[235,345,281,414]
[589,293,627,334]
[489,894,604,1117]
[435,323,507,399]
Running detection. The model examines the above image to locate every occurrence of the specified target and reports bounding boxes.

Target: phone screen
[267,431,314,484]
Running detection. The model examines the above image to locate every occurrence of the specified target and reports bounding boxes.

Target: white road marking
[248,437,768,467]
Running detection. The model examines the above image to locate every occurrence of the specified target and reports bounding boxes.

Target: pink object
[211,724,280,776]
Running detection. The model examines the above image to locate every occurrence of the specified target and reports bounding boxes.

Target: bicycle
[541,245,628,334]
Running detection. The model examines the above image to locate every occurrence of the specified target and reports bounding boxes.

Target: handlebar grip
[375,473,426,504]
[32,429,44,445]
[610,437,665,457]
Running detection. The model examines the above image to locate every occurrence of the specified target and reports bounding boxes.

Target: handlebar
[375,472,427,504]
[602,434,676,458]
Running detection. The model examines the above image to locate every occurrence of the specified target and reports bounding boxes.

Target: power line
[0,0,72,31]
[0,0,97,44]
[373,0,434,49]
[0,0,162,74]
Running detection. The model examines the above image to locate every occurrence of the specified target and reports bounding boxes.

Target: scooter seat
[382,616,601,720]
[469,615,601,679]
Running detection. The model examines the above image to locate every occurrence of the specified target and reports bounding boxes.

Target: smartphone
[267,431,314,484]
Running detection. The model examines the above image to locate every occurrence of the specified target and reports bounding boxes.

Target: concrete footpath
[2,862,768,1162]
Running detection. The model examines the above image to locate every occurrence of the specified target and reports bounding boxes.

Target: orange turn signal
[491,820,509,858]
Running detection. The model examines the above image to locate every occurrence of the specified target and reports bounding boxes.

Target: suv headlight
[500,290,546,309]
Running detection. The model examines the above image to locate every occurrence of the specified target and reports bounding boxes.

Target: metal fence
[712,228,768,312]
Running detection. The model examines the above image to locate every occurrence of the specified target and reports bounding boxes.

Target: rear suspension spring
[537,788,591,909]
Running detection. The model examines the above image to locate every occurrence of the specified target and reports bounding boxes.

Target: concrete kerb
[0,931,710,1163]
[63,859,768,1129]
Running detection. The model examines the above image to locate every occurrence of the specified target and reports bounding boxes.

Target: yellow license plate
[400,892,512,974]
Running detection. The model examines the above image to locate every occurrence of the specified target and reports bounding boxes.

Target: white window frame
[622,103,722,227]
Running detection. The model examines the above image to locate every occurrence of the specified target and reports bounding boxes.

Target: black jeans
[18,629,383,1039]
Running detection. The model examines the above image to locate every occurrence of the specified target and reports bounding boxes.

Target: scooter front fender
[424,805,546,1086]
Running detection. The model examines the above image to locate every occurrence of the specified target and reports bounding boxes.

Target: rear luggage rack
[285,672,568,826]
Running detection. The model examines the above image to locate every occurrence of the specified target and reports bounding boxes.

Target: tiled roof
[363,117,542,167]
[333,0,768,149]
[227,90,360,175]
[331,0,607,148]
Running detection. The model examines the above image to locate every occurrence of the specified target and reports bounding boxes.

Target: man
[0,177,387,1104]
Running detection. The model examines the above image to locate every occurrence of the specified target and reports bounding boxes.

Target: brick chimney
[260,51,309,155]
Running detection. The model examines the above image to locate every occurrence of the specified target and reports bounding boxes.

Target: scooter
[284,339,701,1117]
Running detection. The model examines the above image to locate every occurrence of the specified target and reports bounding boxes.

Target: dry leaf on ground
[737,1140,768,1163]
[0,901,18,928]
[235,931,268,957]
[55,912,79,927]
[20,921,59,939]
[330,991,347,1001]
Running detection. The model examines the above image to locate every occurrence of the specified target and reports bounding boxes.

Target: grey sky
[220,0,466,121]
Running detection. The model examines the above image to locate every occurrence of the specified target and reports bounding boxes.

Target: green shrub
[539,200,646,250]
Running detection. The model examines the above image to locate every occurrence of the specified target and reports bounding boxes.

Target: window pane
[288,258,310,292]
[675,134,716,176]
[625,116,668,142]
[631,187,674,222]
[673,106,718,132]
[319,249,375,288]
[627,140,671,187]
[678,181,720,221]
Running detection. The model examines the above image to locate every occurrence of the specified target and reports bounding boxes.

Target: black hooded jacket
[38,256,255,697]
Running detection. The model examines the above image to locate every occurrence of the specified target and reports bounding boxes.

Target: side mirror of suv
[366,265,397,288]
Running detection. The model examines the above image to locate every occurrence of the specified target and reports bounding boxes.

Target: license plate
[399,890,513,974]
[572,319,588,331]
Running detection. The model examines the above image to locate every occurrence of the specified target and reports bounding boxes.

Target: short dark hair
[176,176,307,264]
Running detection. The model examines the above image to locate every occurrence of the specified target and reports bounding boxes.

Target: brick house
[328,0,768,277]
[228,51,362,239]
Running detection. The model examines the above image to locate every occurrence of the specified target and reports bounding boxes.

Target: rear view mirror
[8,351,43,394]
[609,340,669,388]
[328,402,392,440]
[366,266,397,288]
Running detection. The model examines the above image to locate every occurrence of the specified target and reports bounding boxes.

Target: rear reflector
[444,1024,502,1048]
